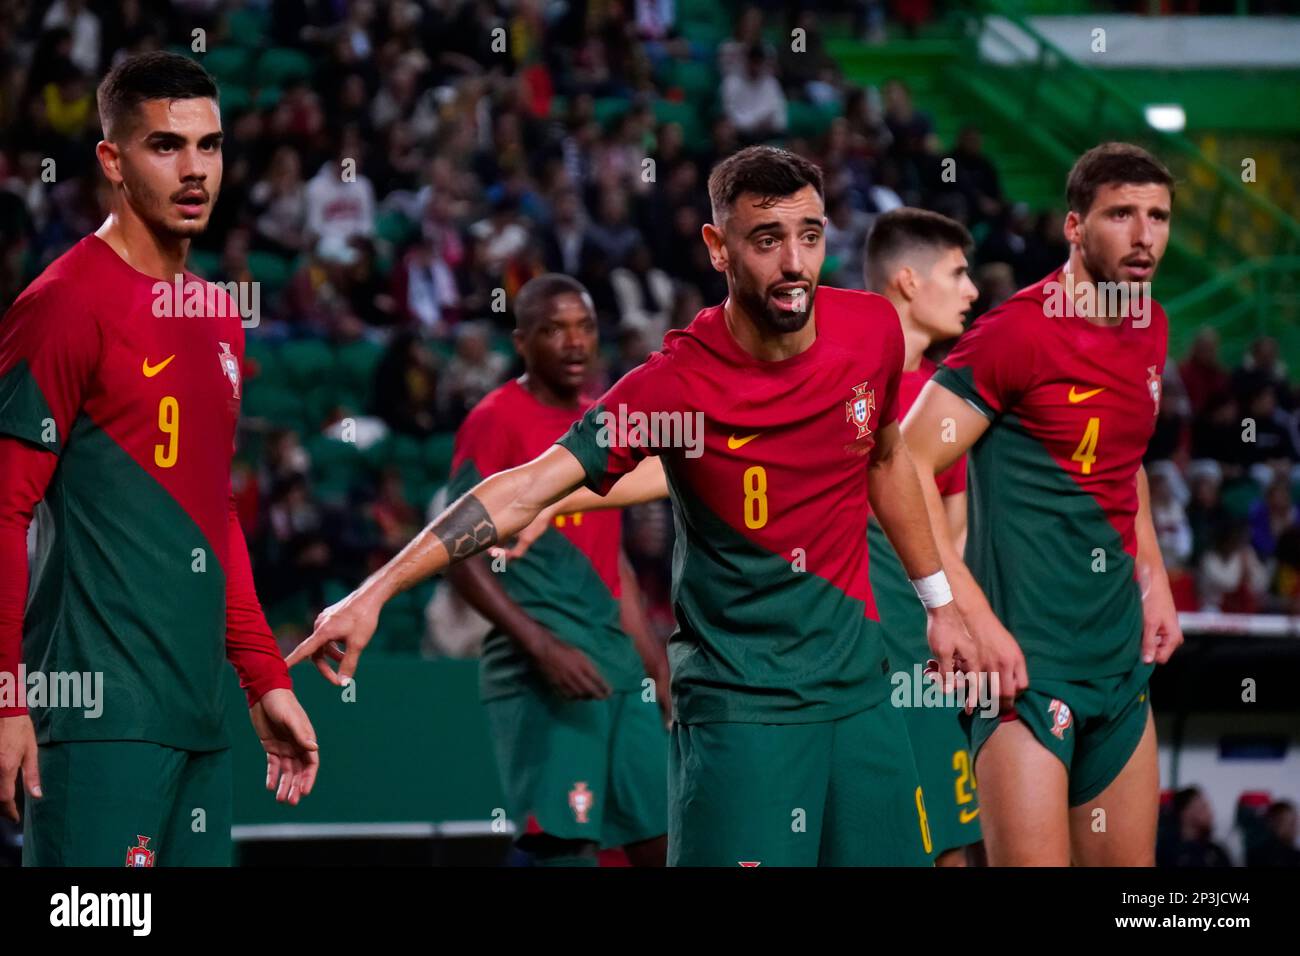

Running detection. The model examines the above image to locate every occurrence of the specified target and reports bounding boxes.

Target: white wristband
[911,570,953,609]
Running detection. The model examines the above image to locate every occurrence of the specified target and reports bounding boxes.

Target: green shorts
[24,741,232,867]
[971,662,1153,807]
[484,687,667,849]
[899,702,981,856]
[668,698,933,867]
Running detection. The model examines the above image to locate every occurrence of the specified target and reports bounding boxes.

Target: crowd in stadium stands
[1,0,1298,652]
[1157,788,1299,868]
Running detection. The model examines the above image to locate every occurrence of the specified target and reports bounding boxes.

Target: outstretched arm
[496,456,669,560]
[902,380,1027,704]
[286,444,589,683]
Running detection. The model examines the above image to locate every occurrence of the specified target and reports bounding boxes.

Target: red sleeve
[936,307,1037,418]
[0,278,102,454]
[936,454,967,497]
[0,437,58,717]
[225,493,292,707]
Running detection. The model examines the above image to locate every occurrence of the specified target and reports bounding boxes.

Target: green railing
[948,0,1300,340]
[1164,256,1300,362]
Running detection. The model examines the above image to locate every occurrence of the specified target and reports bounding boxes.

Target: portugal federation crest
[1048,699,1073,740]
[219,341,241,399]
[568,781,594,824]
[1146,365,1161,417]
[125,835,155,868]
[845,381,876,440]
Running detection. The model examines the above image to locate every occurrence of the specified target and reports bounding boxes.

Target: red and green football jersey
[932,268,1168,680]
[868,357,967,664]
[557,287,905,724]
[448,378,645,701]
[0,235,277,750]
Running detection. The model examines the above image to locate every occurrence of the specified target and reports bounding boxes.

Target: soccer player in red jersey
[290,145,979,866]
[903,143,1184,866]
[443,274,669,866]
[862,208,984,866]
[0,52,319,866]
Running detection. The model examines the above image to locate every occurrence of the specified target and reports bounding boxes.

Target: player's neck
[723,296,817,362]
[94,214,190,281]
[1063,253,1124,328]
[518,373,582,410]
[889,302,929,372]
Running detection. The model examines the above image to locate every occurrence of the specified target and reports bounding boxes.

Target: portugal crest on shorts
[1048,699,1073,740]
[125,835,155,868]
[1146,366,1161,417]
[568,781,594,824]
[845,381,876,439]
[219,341,241,399]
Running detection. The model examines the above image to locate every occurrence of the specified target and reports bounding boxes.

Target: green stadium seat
[334,340,385,401]
[226,8,269,49]
[786,100,836,140]
[652,98,704,144]
[279,340,335,391]
[203,47,252,84]
[216,82,252,116]
[661,60,716,103]
[247,250,294,299]
[188,248,220,279]
[375,209,418,247]
[256,48,313,87]
[241,384,306,432]
[364,433,425,475]
[242,338,282,386]
[424,433,456,481]
[1221,479,1262,519]
[255,85,283,111]
[593,97,632,130]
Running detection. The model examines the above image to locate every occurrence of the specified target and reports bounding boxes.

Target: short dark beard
[735,282,814,336]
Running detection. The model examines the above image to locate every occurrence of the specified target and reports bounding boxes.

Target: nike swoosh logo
[959,807,981,824]
[1067,386,1105,403]
[727,433,761,450]
[142,355,176,378]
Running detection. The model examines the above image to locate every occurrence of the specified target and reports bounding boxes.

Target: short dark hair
[514,273,593,332]
[97,51,219,140]
[1066,142,1174,216]
[707,145,824,226]
[864,207,972,292]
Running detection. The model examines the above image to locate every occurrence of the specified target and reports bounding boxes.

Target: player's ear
[95,140,124,186]
[1063,210,1083,247]
[701,222,728,272]
[897,265,919,302]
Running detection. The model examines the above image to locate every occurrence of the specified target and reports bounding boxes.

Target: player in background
[289,145,980,866]
[903,143,1183,866]
[862,208,983,866]
[0,52,319,866]
[443,274,669,866]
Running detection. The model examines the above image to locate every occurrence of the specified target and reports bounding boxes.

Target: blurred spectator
[943,126,1003,226]
[371,468,422,558]
[1198,520,1270,613]
[1232,336,1294,413]
[1248,801,1300,867]
[611,241,673,343]
[588,186,641,268]
[1151,468,1194,570]
[305,130,377,266]
[1158,788,1233,867]
[439,321,509,427]
[718,6,772,78]
[1248,475,1298,562]
[721,45,787,140]
[540,187,598,276]
[973,261,1016,315]
[392,232,461,335]
[373,330,445,437]
[1180,327,1230,418]
[249,145,308,257]
[1239,384,1300,474]
[43,0,101,77]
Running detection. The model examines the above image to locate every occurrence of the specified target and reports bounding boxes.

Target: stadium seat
[424,433,456,482]
[241,384,307,432]
[255,85,283,111]
[242,338,282,385]
[256,48,313,87]
[279,339,336,391]
[226,8,270,49]
[593,97,631,130]
[375,209,419,248]
[203,47,253,85]
[188,248,220,279]
[334,339,385,403]
[246,250,294,300]
[217,82,252,115]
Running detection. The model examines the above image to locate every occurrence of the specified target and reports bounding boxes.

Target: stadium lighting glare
[1144,104,1187,133]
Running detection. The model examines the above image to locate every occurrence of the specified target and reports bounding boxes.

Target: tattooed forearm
[433,493,499,562]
